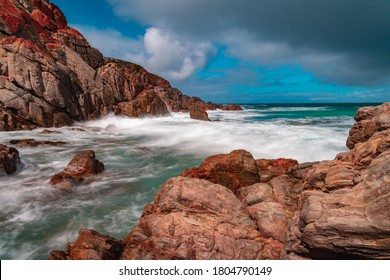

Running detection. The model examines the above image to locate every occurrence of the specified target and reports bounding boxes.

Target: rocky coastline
[47,102,390,260]
[0,0,389,260]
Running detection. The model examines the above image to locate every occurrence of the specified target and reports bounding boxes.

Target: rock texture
[221,104,243,111]
[0,143,19,174]
[0,0,222,131]
[49,150,104,190]
[188,106,210,121]
[50,103,390,260]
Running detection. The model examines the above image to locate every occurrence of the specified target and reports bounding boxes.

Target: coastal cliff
[0,0,230,131]
[50,102,390,260]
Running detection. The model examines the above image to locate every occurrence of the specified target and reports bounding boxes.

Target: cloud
[107,0,390,86]
[124,28,216,80]
[71,25,141,59]
[72,25,215,81]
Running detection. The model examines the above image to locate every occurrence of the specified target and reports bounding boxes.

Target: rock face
[188,106,210,121]
[181,149,260,195]
[0,144,19,174]
[50,103,390,260]
[9,138,66,147]
[0,0,220,131]
[49,150,104,189]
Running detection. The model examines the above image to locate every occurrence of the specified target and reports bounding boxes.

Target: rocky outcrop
[346,103,390,149]
[50,103,390,260]
[0,0,221,131]
[49,229,124,260]
[49,150,104,190]
[0,143,19,174]
[188,106,210,121]
[181,149,260,195]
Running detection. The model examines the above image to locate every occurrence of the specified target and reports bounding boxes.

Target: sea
[0,103,380,259]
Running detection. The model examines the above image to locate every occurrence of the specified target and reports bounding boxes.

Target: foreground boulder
[188,106,210,121]
[50,103,390,260]
[49,150,104,189]
[0,144,20,174]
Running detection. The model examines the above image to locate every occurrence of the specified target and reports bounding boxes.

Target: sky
[53,0,390,103]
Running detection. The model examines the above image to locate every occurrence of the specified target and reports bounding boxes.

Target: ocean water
[0,103,377,259]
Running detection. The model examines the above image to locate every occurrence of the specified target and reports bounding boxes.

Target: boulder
[49,150,104,189]
[0,144,20,174]
[188,106,210,121]
[181,149,260,194]
[49,229,124,260]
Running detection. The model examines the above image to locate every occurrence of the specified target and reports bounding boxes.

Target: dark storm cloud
[108,0,390,86]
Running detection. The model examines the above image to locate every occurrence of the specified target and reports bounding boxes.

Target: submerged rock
[0,144,20,174]
[9,138,66,147]
[49,150,104,189]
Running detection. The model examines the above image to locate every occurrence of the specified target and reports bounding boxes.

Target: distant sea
[0,102,381,259]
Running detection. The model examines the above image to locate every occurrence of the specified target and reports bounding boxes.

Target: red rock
[181,150,260,194]
[256,158,298,182]
[188,106,211,121]
[49,150,104,189]
[0,144,20,174]
[346,103,389,149]
[114,89,170,117]
[221,104,243,111]
[49,229,124,260]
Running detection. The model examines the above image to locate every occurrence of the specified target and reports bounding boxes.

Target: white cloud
[124,28,216,80]
[71,25,216,81]
[71,25,141,59]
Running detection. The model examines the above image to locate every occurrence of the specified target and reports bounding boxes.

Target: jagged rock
[346,102,389,149]
[256,158,298,183]
[120,177,283,260]
[0,0,220,131]
[49,229,124,260]
[114,89,170,117]
[0,144,20,174]
[188,106,210,121]
[9,138,66,147]
[181,149,260,194]
[49,150,104,189]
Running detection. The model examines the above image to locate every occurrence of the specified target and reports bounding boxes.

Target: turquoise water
[0,103,379,259]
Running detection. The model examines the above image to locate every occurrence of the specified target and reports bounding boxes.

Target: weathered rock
[188,106,210,121]
[221,104,243,111]
[121,177,283,260]
[40,129,61,134]
[9,138,66,147]
[181,150,260,194]
[49,229,124,260]
[114,89,170,117]
[256,158,298,183]
[0,0,220,131]
[346,102,389,149]
[49,150,104,189]
[0,144,20,174]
